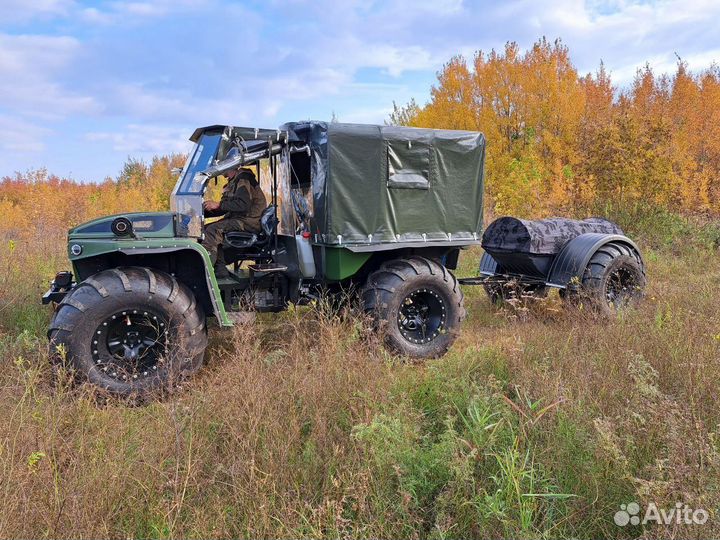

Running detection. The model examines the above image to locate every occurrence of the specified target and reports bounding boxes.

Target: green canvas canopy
[283,121,486,247]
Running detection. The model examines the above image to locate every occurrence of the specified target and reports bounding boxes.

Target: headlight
[70,244,83,256]
[111,217,134,237]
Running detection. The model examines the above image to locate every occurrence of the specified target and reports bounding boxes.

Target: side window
[387,139,431,190]
[290,150,312,189]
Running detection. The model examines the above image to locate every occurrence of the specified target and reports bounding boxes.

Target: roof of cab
[190,125,282,143]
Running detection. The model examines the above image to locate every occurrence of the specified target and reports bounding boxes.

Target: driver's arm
[202,203,224,217]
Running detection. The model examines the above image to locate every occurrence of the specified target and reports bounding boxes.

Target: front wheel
[48,267,207,398]
[361,257,465,359]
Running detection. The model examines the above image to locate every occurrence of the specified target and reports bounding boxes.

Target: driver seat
[222,205,278,261]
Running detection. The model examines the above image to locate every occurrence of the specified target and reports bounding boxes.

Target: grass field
[0,212,718,539]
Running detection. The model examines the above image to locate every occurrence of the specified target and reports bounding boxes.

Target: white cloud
[339,106,395,124]
[349,43,437,77]
[3,0,720,180]
[95,64,351,127]
[79,7,115,25]
[114,2,164,16]
[86,124,192,154]
[0,114,51,153]
[76,0,210,23]
[0,0,75,22]
[499,0,720,82]
[0,33,99,119]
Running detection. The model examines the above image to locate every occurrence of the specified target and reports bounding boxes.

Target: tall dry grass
[0,174,719,538]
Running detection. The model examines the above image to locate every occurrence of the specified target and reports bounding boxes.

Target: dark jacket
[216,172,267,231]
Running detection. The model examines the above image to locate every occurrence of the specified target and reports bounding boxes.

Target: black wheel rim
[91,310,169,381]
[397,288,447,344]
[606,266,640,308]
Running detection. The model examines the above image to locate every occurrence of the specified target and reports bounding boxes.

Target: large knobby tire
[567,242,646,316]
[48,267,207,398]
[361,257,465,359]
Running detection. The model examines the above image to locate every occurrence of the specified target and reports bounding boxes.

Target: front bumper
[41,271,75,305]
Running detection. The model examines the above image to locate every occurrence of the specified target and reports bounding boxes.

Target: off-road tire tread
[48,267,207,398]
[361,256,465,358]
[569,241,646,316]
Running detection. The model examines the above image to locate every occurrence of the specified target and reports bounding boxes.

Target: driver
[202,156,267,279]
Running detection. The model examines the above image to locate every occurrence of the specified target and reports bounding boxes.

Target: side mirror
[171,167,182,176]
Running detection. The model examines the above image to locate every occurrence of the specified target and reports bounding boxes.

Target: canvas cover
[283,121,485,245]
[482,216,624,255]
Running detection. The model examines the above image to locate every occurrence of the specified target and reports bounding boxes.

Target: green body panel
[69,212,177,239]
[67,235,232,327]
[323,247,371,281]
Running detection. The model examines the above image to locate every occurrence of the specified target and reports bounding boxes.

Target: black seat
[222,206,278,262]
[224,231,260,249]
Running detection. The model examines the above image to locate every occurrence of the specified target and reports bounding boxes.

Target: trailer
[461,216,646,316]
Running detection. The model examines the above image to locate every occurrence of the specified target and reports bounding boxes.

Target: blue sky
[1,0,719,182]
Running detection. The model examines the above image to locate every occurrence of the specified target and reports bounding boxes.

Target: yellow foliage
[393,38,720,218]
[0,155,186,260]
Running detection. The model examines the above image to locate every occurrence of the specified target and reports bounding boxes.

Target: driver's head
[226,166,256,183]
[224,147,241,180]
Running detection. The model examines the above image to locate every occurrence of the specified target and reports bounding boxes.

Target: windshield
[170,131,223,237]
[176,131,223,194]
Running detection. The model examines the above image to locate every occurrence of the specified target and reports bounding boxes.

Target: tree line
[0,156,185,246]
[391,38,720,219]
[2,36,719,244]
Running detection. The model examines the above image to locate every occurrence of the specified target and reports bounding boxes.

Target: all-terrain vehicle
[43,122,646,397]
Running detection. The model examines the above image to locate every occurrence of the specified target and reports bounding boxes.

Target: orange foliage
[391,38,720,219]
[0,155,185,265]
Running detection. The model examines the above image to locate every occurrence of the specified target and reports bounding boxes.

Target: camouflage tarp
[481,216,623,255]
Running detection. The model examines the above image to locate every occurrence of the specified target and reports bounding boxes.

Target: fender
[478,251,500,276]
[546,233,643,288]
[67,237,232,326]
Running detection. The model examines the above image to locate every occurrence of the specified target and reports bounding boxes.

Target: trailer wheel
[362,257,465,358]
[566,242,646,316]
[48,267,207,399]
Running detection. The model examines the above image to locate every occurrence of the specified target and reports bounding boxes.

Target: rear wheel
[48,267,207,398]
[565,242,646,316]
[361,257,465,358]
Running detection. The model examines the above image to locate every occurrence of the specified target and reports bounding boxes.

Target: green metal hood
[69,212,180,239]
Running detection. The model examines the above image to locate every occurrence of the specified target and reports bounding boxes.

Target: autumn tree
[0,154,186,257]
[392,38,720,219]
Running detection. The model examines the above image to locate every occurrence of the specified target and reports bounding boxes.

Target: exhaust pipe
[201,142,284,179]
